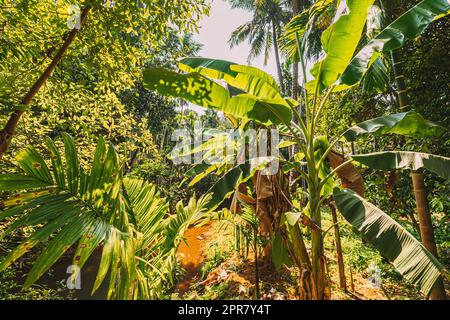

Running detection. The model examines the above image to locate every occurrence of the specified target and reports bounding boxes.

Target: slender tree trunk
[0,5,92,159]
[271,20,284,93]
[411,171,447,300]
[289,0,301,186]
[390,51,410,109]
[254,227,260,299]
[330,203,347,291]
[349,264,355,292]
[291,0,300,100]
[309,178,327,299]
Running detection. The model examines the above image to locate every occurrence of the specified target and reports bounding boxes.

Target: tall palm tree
[228,0,290,93]
[288,0,325,98]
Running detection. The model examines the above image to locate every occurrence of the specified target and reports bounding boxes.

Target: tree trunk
[390,51,410,110]
[291,0,300,100]
[271,20,284,94]
[254,226,260,299]
[411,171,447,300]
[330,203,347,291]
[289,0,301,187]
[0,5,92,159]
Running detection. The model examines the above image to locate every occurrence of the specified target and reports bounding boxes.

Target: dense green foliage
[0,0,448,301]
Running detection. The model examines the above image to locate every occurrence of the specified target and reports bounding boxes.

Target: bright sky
[187,0,279,113]
[193,0,278,76]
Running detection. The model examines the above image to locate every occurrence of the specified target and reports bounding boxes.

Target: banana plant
[0,133,210,299]
[143,0,449,299]
[292,0,449,298]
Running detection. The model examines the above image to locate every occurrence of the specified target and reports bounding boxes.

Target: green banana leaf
[143,67,292,125]
[343,111,446,141]
[361,56,389,94]
[307,0,375,92]
[143,68,229,109]
[333,188,446,296]
[179,57,282,99]
[206,161,253,211]
[339,0,450,89]
[352,151,450,180]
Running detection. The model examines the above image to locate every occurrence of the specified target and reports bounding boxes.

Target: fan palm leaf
[0,134,207,299]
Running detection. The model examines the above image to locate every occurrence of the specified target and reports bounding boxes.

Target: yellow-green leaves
[0,175,51,191]
[143,68,229,110]
[206,161,252,211]
[179,57,281,99]
[143,60,293,125]
[16,146,53,185]
[307,0,375,92]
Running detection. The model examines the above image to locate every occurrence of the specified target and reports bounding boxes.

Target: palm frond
[0,134,179,299]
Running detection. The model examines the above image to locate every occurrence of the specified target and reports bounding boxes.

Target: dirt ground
[176,223,212,294]
[175,222,437,300]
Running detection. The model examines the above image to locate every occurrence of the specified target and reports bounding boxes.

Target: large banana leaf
[338,0,450,89]
[352,151,450,180]
[143,67,291,125]
[343,111,446,141]
[307,0,375,92]
[179,57,282,99]
[360,5,390,94]
[143,68,229,109]
[333,188,446,296]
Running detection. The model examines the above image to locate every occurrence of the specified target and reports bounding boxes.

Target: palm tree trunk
[390,50,447,300]
[271,20,284,93]
[411,171,447,300]
[291,0,300,100]
[289,0,301,185]
[0,5,92,159]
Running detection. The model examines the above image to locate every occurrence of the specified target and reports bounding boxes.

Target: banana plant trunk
[285,223,317,299]
[0,5,91,159]
[391,50,447,300]
[310,191,327,299]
